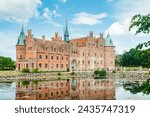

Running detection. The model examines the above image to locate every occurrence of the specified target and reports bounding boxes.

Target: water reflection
[123,79,150,95]
[16,79,116,100]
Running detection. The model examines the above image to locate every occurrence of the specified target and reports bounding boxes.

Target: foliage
[112,70,116,73]
[94,69,107,79]
[67,68,70,72]
[22,68,30,73]
[129,14,150,49]
[32,68,39,73]
[0,56,16,70]
[58,72,61,76]
[123,79,150,95]
[33,80,39,85]
[116,48,150,68]
[149,71,150,75]
[129,14,150,34]
[57,77,62,80]
[22,80,30,86]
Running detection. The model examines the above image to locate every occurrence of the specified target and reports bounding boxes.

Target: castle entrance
[71,59,77,71]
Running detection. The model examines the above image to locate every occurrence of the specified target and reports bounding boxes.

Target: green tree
[129,14,150,49]
[0,56,15,70]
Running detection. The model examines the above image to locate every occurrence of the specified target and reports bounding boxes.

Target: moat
[0,78,150,100]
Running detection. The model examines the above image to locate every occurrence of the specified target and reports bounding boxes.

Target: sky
[0,0,150,60]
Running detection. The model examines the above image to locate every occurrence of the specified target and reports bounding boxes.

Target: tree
[0,56,15,70]
[129,14,150,34]
[129,14,150,49]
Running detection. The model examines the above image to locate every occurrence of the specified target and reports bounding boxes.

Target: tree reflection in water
[123,78,150,95]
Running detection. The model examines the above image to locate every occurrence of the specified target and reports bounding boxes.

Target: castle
[16,23,115,71]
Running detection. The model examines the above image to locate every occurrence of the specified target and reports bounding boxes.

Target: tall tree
[129,14,150,49]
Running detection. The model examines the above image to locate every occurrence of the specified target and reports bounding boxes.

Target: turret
[17,23,26,45]
[64,21,69,42]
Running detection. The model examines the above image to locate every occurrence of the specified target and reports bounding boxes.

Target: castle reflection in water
[16,79,116,100]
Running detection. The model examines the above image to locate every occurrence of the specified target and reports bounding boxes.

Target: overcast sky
[0,0,150,60]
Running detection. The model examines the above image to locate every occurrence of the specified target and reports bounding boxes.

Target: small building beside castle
[16,23,115,71]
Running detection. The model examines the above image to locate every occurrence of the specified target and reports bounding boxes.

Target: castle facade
[16,23,115,71]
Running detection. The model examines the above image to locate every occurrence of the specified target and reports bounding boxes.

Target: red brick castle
[16,23,115,71]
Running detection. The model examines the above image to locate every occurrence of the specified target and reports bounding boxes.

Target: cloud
[0,0,42,23]
[0,31,17,60]
[42,7,62,27]
[115,0,150,20]
[58,0,68,3]
[71,12,107,25]
[105,0,150,54]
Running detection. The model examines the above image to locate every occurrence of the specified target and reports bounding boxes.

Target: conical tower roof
[17,23,26,45]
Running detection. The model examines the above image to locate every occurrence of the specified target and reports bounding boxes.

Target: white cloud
[42,7,62,27]
[0,0,42,23]
[0,31,17,60]
[105,0,150,54]
[115,0,150,20]
[71,12,107,25]
[58,0,68,3]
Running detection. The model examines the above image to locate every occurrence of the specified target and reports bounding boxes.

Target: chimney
[28,30,32,37]
[99,33,103,38]
[89,31,93,37]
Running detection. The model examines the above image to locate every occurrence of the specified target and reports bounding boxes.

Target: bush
[22,68,30,73]
[33,68,39,73]
[67,68,70,72]
[112,70,116,73]
[94,69,107,79]
[148,71,150,75]
[58,72,61,76]
[22,80,30,86]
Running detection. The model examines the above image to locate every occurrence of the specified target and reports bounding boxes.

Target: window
[20,55,22,59]
[61,57,63,60]
[26,64,28,68]
[45,55,48,59]
[66,57,68,60]
[88,60,90,65]
[51,92,53,96]
[61,64,63,68]
[88,52,90,56]
[57,56,59,60]
[101,61,102,64]
[61,83,63,87]
[56,64,59,68]
[32,63,34,68]
[45,64,48,69]
[39,63,42,68]
[88,82,90,86]
[39,94,41,98]
[45,93,48,97]
[51,64,53,69]
[51,56,53,60]
[82,60,84,64]
[54,48,56,51]
[56,91,59,95]
[95,53,96,57]
[39,55,42,59]
[94,61,96,65]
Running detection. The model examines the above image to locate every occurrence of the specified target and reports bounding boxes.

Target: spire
[64,20,69,42]
[105,31,114,46]
[17,22,26,45]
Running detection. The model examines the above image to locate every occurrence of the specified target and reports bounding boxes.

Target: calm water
[0,79,150,100]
